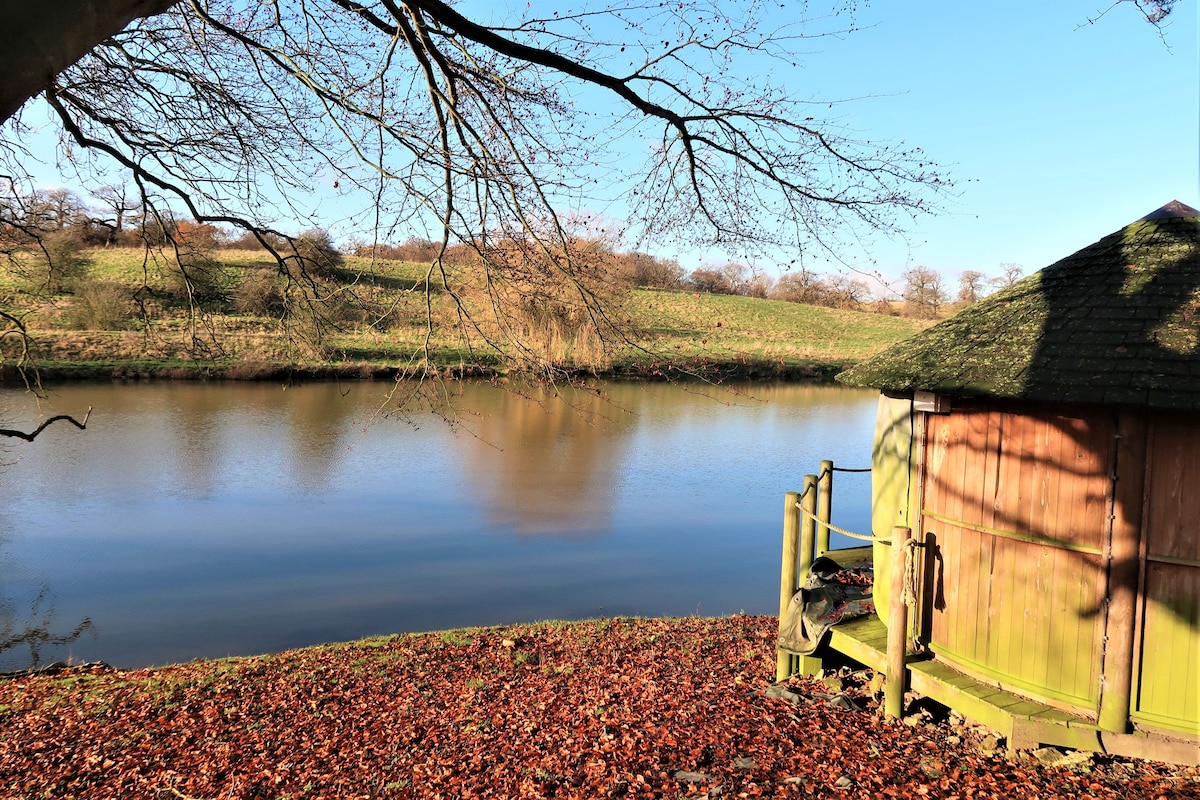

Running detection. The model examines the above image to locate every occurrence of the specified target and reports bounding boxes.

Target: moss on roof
[837,201,1200,412]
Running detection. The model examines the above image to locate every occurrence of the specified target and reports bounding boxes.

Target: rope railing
[793,500,876,543]
[793,463,870,505]
[898,538,922,609]
[792,497,922,605]
[805,464,870,490]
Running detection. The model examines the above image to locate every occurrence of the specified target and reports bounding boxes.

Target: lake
[0,380,878,670]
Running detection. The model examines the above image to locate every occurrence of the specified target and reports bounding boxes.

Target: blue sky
[16,1,1199,293]
[791,1,1199,287]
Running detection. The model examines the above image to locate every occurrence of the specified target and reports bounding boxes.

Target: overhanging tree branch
[3,1,952,379]
[0,0,180,124]
[0,406,91,442]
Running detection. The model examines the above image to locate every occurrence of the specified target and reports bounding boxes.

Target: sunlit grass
[4,248,931,378]
[626,289,930,368]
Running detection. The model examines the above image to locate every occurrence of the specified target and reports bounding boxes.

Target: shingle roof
[837,201,1200,412]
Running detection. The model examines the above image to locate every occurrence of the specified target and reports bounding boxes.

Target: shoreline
[1,357,851,386]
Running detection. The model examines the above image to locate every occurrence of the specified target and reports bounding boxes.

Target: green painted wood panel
[871,394,916,627]
[1134,563,1200,735]
[1133,414,1200,736]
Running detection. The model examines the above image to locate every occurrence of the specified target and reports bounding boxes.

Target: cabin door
[920,402,1113,714]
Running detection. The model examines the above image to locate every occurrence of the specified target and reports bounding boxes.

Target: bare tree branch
[1080,0,1179,44]
[2,1,950,379]
[0,406,92,442]
[1084,0,1179,26]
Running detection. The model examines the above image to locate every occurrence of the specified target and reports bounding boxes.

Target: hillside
[0,248,931,381]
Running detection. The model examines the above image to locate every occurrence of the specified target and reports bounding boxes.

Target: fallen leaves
[0,616,1194,799]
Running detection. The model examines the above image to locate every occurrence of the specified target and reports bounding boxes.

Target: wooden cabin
[780,201,1200,765]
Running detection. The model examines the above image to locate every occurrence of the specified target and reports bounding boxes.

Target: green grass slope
[630,289,929,378]
[1,248,931,381]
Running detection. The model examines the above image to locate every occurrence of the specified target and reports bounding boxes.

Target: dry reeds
[451,233,633,374]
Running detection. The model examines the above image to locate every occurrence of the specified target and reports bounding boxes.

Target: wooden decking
[823,614,889,673]
[782,613,1200,766]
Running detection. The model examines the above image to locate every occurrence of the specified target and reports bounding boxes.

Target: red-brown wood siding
[922,402,1113,712]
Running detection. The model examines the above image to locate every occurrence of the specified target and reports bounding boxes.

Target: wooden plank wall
[1133,413,1200,736]
[923,401,1113,713]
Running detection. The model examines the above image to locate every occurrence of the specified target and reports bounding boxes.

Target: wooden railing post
[777,477,823,681]
[776,491,801,681]
[799,474,818,579]
[792,475,822,677]
[817,459,833,557]
[885,526,912,719]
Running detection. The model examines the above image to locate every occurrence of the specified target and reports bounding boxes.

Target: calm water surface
[0,380,877,670]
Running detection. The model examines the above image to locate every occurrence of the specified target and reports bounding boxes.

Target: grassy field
[1,248,932,381]
[630,289,928,374]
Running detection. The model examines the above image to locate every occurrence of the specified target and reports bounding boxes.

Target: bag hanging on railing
[777,556,874,655]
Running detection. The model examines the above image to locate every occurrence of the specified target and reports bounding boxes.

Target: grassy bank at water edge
[1,249,931,381]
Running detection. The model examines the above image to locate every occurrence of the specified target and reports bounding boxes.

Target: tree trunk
[0,0,179,124]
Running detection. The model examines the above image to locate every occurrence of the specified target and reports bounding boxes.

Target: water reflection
[0,535,94,672]
[0,588,94,673]
[0,379,878,668]
[455,383,637,536]
[161,382,365,495]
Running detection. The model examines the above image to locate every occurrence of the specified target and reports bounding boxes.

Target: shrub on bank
[28,230,91,294]
[66,279,134,330]
[233,269,287,316]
